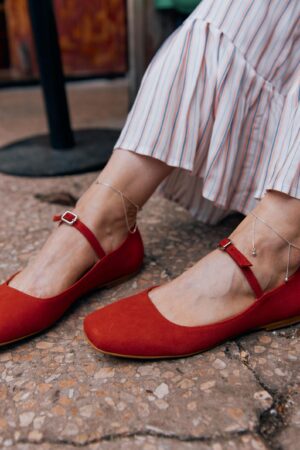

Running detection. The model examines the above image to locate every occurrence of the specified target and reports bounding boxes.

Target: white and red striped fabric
[115,0,300,224]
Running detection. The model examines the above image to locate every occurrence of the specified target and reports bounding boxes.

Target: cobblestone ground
[0,81,299,450]
[0,172,299,450]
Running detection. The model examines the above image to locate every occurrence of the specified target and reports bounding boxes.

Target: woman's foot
[8,149,173,299]
[9,181,138,298]
[149,193,300,327]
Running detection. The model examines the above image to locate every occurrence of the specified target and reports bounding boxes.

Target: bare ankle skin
[231,191,300,288]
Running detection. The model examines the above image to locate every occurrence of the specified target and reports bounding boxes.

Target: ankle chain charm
[250,212,300,282]
[251,216,257,257]
[95,180,141,234]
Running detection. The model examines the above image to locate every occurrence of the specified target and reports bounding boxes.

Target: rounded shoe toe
[0,282,54,345]
[0,283,31,345]
[83,288,161,357]
[83,308,113,353]
[83,298,136,355]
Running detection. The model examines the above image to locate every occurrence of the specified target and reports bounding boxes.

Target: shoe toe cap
[0,283,30,344]
[83,288,163,357]
[83,297,138,356]
[0,282,57,345]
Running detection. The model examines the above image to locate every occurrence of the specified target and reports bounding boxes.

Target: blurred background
[0,0,200,176]
[0,1,199,84]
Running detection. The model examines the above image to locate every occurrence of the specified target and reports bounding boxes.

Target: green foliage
[155,0,201,14]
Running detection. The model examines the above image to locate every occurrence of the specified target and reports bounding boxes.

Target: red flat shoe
[84,238,300,359]
[0,211,144,346]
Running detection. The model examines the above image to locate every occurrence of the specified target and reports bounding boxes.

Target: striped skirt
[115,0,300,224]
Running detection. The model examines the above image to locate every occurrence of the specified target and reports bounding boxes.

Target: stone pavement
[0,172,299,450]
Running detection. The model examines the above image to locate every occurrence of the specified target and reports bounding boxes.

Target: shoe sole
[0,270,140,348]
[84,314,300,360]
[258,314,300,331]
[84,334,201,360]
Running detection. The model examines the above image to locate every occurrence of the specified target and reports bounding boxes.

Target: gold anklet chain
[250,211,300,282]
[95,180,141,234]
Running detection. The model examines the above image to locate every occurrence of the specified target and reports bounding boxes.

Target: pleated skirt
[115,0,300,224]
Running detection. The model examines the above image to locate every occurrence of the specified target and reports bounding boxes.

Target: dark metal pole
[28,0,75,149]
[0,0,119,176]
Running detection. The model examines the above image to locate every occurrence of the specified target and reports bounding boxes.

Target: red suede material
[84,268,300,358]
[219,238,252,267]
[0,228,144,345]
[219,238,263,298]
[53,213,106,259]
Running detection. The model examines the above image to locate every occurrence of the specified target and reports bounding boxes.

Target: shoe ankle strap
[218,238,263,298]
[53,211,106,259]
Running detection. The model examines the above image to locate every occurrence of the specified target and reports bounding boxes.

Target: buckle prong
[219,239,232,250]
[61,211,78,225]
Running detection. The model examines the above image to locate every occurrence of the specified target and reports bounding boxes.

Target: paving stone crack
[16,428,253,448]
[231,340,292,450]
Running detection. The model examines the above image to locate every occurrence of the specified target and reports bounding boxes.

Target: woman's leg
[10,150,173,297]
[149,191,300,326]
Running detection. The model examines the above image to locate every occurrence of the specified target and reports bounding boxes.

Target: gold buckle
[219,239,232,250]
[61,211,78,225]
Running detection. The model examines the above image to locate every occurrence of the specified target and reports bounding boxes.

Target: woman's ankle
[74,183,138,254]
[230,193,300,290]
[255,192,300,245]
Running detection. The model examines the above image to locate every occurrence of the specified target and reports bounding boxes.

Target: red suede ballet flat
[0,211,144,346]
[84,238,300,359]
